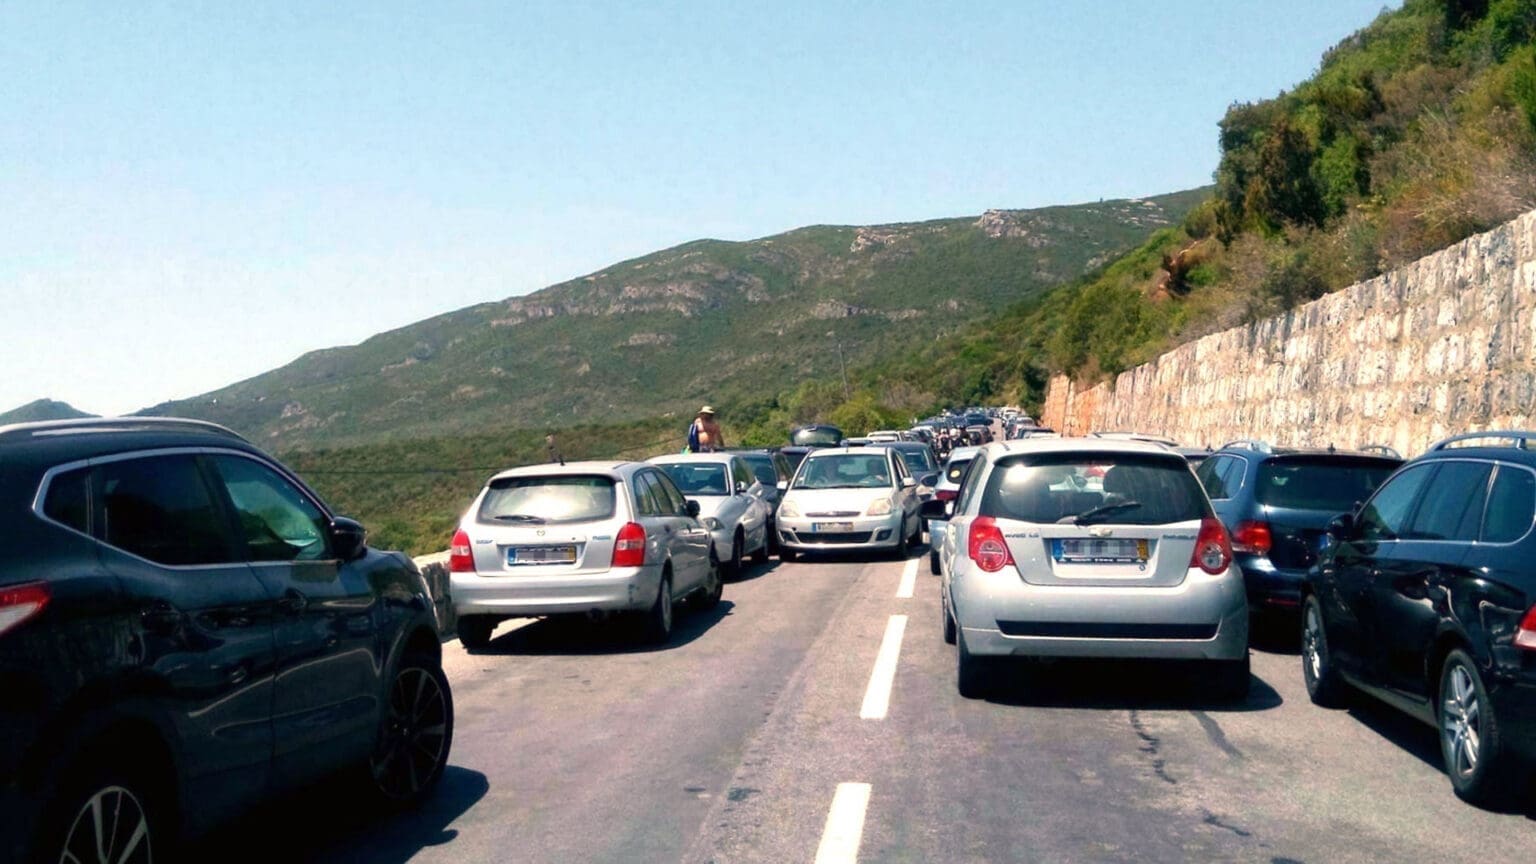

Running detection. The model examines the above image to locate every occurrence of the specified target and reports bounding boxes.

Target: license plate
[1052,538,1148,564]
[507,545,577,565]
[811,522,855,532]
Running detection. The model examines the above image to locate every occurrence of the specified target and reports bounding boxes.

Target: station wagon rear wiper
[1063,501,1142,526]
[493,514,548,524]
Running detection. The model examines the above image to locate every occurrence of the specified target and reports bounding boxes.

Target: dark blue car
[1194,440,1400,617]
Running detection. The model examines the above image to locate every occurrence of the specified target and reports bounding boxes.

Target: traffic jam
[5,410,1536,862]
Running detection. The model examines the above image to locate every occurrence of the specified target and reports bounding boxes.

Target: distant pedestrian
[689,405,726,453]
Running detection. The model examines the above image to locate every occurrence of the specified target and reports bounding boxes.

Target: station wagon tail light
[1232,520,1272,555]
[0,582,50,638]
[968,517,1014,573]
[612,522,647,568]
[1191,518,1233,575]
[1515,605,1536,650]
[449,530,475,573]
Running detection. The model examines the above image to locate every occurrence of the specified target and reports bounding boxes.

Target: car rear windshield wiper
[1062,501,1142,526]
[493,514,548,524]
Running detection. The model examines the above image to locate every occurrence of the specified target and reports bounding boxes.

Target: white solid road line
[814,782,873,864]
[896,557,918,599]
[859,615,907,720]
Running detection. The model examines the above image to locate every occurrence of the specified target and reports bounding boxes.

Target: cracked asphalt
[192,549,1536,863]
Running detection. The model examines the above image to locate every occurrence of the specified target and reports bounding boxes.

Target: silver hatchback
[930,439,1249,699]
[449,461,722,647]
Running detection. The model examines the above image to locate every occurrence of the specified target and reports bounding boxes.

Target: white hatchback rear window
[479,476,615,524]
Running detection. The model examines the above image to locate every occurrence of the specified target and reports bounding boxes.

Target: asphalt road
[191,545,1536,864]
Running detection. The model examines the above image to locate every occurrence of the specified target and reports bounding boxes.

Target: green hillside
[0,399,96,425]
[142,189,1207,450]
[894,0,1536,407]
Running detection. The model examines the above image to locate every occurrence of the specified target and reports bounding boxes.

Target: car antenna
[1327,442,1336,454]
[547,433,565,466]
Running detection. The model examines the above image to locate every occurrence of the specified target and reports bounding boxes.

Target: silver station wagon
[449,461,722,647]
[929,439,1249,699]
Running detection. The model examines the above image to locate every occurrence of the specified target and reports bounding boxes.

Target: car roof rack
[1219,439,1273,454]
[1429,430,1536,451]
[1356,443,1403,459]
[0,416,246,442]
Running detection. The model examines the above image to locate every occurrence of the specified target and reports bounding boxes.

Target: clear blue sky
[1,1,1398,416]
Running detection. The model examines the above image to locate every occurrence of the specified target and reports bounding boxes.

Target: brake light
[1515,605,1536,650]
[1232,520,1272,555]
[967,517,1014,573]
[612,522,647,568]
[0,582,50,638]
[935,489,958,502]
[449,530,474,573]
[1191,517,1233,575]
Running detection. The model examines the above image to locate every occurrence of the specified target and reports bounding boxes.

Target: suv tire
[1301,596,1346,707]
[368,653,454,807]
[37,761,164,864]
[1440,648,1515,806]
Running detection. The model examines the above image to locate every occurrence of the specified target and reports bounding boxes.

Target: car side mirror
[1326,513,1355,541]
[901,476,916,488]
[330,517,367,561]
[920,498,949,521]
[686,500,702,519]
[919,472,939,488]
[776,480,788,492]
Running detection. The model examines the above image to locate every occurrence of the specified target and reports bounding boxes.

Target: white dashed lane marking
[859,614,907,720]
[896,556,918,598]
[814,782,872,864]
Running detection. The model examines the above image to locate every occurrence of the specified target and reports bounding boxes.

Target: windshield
[478,475,616,524]
[792,426,844,446]
[794,454,894,489]
[980,453,1208,525]
[657,462,730,495]
[1257,457,1398,511]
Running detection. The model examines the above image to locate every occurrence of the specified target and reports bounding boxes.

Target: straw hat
[698,405,716,415]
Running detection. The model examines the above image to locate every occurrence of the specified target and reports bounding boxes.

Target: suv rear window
[478,475,616,524]
[980,453,1208,525]
[1256,457,1398,511]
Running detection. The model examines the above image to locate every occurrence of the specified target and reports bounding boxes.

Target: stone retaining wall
[1040,210,1536,456]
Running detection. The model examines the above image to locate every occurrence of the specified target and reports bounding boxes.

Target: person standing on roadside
[690,405,726,453]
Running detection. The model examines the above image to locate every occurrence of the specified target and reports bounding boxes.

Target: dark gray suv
[0,418,452,864]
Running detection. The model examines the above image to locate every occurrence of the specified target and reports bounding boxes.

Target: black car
[1195,440,1400,618]
[1303,431,1536,805]
[0,418,452,863]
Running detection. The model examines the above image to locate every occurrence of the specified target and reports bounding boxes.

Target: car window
[956,456,987,514]
[98,454,236,566]
[945,457,975,486]
[732,458,756,490]
[1484,465,1536,543]
[42,466,91,533]
[794,454,894,489]
[658,462,730,495]
[891,453,909,481]
[980,453,1206,525]
[1402,461,1491,542]
[1257,457,1398,512]
[1356,463,1435,541]
[478,475,617,524]
[632,472,662,517]
[900,451,929,476]
[651,471,690,517]
[1195,455,1229,498]
[744,456,778,486]
[210,455,331,562]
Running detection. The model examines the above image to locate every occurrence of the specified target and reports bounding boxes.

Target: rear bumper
[450,564,662,617]
[953,565,1249,661]
[1235,555,1306,611]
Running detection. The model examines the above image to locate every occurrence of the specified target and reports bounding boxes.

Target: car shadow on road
[187,765,489,864]
[980,658,1284,713]
[1248,613,1302,655]
[468,599,736,656]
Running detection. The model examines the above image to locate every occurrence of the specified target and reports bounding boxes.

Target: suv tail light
[967,517,1015,573]
[0,582,50,638]
[1231,520,1272,555]
[1516,605,1536,650]
[449,530,475,573]
[1191,517,1233,575]
[613,522,647,568]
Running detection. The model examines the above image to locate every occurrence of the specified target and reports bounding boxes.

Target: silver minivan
[929,439,1249,699]
[449,461,722,647]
